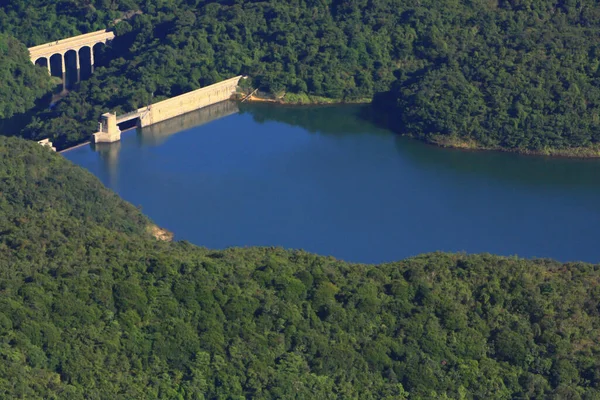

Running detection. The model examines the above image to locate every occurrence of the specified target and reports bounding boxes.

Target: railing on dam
[116,110,141,124]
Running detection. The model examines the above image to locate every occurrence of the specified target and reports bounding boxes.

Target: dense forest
[0,32,54,120]
[1,0,599,152]
[373,0,600,154]
[0,135,599,398]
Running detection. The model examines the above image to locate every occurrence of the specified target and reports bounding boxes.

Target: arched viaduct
[28,30,115,91]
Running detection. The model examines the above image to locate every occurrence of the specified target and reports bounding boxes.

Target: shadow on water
[392,135,600,190]
[238,102,389,136]
[357,100,600,190]
[244,103,600,190]
[239,102,600,190]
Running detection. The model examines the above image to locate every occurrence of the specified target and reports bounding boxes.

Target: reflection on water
[90,101,240,184]
[239,103,388,135]
[140,101,239,146]
[65,103,600,264]
[92,141,122,188]
[392,136,600,190]
[246,104,600,190]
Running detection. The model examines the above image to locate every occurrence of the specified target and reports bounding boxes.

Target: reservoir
[64,102,600,264]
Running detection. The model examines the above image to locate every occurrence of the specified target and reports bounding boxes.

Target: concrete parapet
[93,113,121,143]
[137,76,243,127]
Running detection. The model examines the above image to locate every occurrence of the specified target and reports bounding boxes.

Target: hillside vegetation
[1,0,600,153]
[0,32,53,120]
[1,136,600,398]
[374,0,600,154]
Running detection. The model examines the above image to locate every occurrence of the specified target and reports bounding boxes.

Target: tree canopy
[374,0,600,154]
[0,33,53,120]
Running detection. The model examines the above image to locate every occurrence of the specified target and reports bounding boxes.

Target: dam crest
[94,76,243,143]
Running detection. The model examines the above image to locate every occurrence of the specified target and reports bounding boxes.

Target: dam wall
[94,76,243,143]
[138,76,242,127]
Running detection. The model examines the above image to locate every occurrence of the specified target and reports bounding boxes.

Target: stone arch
[49,53,64,79]
[64,49,78,88]
[78,46,92,79]
[92,42,107,70]
[34,57,49,73]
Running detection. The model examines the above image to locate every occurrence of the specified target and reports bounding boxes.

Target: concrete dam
[139,99,240,146]
[94,76,243,143]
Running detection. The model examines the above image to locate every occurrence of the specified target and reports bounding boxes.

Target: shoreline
[56,98,600,159]
[58,140,90,154]
[242,94,371,106]
[243,96,600,159]
[57,126,138,153]
[418,135,600,159]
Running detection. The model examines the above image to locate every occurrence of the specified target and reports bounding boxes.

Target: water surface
[64,102,600,264]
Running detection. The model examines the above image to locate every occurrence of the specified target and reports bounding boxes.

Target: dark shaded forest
[1,0,600,152]
[1,136,600,398]
[0,33,54,120]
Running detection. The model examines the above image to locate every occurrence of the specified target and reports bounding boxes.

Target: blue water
[64,103,600,264]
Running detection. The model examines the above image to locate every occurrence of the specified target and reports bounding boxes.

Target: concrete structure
[94,76,242,143]
[37,138,56,151]
[141,100,239,146]
[93,113,121,143]
[29,30,115,91]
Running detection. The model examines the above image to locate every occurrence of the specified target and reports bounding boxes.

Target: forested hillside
[374,0,600,154]
[1,136,600,398]
[0,33,53,120]
[2,0,600,152]
[0,1,115,46]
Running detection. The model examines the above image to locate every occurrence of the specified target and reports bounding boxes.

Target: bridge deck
[29,29,115,60]
[116,111,141,124]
